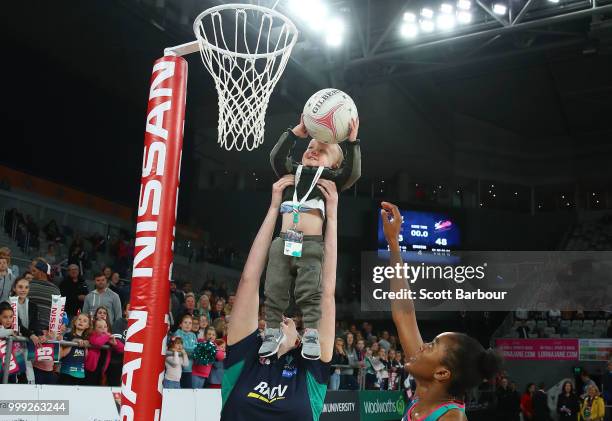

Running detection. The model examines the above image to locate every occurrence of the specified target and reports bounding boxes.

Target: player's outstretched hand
[381,201,402,248]
[271,174,295,208]
[348,117,360,142]
[317,179,338,219]
[291,114,309,139]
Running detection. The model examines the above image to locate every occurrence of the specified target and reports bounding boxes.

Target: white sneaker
[301,328,321,360]
[259,328,284,357]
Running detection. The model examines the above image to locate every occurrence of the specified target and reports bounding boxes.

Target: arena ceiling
[3,0,612,205]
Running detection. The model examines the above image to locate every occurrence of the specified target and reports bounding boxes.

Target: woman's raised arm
[381,201,424,358]
[317,179,338,363]
[227,175,294,346]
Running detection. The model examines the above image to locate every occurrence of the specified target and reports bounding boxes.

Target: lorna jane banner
[495,338,579,360]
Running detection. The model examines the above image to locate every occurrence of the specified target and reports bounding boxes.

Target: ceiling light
[401,23,419,38]
[493,3,507,14]
[420,19,435,32]
[421,7,434,18]
[457,11,472,23]
[457,0,472,9]
[404,12,417,22]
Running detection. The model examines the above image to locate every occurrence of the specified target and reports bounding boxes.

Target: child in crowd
[191,326,221,388]
[262,116,360,359]
[11,275,42,344]
[94,306,109,321]
[164,337,188,389]
[196,315,209,340]
[0,303,21,383]
[207,339,226,389]
[85,318,124,385]
[173,314,197,388]
[191,317,200,336]
[59,313,91,385]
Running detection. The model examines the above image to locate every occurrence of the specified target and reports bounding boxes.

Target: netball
[303,88,359,144]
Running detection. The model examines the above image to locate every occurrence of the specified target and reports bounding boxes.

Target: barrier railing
[1,335,110,384]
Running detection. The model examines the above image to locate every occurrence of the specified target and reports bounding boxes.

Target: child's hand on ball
[348,118,359,142]
[291,115,309,139]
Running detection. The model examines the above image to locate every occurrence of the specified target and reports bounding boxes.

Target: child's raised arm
[270,116,308,177]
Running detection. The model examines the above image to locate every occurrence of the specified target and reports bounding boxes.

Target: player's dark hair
[441,332,503,397]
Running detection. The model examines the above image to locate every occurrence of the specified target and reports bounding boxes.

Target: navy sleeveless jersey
[221,330,330,421]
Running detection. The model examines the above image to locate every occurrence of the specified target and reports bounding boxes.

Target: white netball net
[194,4,298,151]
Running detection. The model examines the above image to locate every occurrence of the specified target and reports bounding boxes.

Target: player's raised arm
[228,175,294,345]
[381,201,424,358]
[317,179,338,363]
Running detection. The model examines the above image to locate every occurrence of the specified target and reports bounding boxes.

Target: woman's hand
[291,114,309,139]
[30,334,41,347]
[109,336,117,346]
[271,174,295,209]
[348,118,360,142]
[381,202,402,249]
[277,316,299,356]
[318,179,338,219]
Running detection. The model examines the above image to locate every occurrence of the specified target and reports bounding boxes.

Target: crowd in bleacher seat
[511,308,612,339]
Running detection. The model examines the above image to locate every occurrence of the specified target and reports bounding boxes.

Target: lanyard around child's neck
[292,165,324,227]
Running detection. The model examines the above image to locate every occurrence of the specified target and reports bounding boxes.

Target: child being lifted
[260,115,361,359]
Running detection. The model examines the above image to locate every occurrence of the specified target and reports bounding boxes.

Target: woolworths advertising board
[359,391,405,421]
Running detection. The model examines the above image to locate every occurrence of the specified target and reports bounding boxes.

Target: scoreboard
[377,209,461,254]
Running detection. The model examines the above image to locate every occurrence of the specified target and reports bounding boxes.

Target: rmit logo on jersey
[73,349,85,357]
[247,382,288,404]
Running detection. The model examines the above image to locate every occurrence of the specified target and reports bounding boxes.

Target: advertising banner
[320,391,359,421]
[579,339,612,361]
[359,391,405,421]
[495,338,579,360]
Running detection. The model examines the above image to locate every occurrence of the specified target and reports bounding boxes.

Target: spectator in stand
[43,219,63,243]
[532,382,551,421]
[59,313,91,385]
[102,267,112,284]
[94,306,109,322]
[29,258,60,332]
[557,381,580,421]
[59,264,89,318]
[210,298,225,321]
[82,272,122,325]
[191,317,200,336]
[170,280,185,304]
[109,272,128,307]
[603,360,612,407]
[108,303,130,386]
[388,349,401,390]
[364,348,379,389]
[0,255,16,302]
[178,293,199,327]
[497,377,521,421]
[343,332,359,390]
[164,337,189,389]
[44,244,57,265]
[68,242,87,274]
[580,371,597,397]
[196,314,209,340]
[173,314,197,388]
[182,281,193,295]
[0,247,19,278]
[579,384,605,421]
[197,294,212,321]
[191,326,221,388]
[378,331,391,351]
[375,348,390,390]
[330,337,348,390]
[85,318,124,385]
[207,339,225,389]
[224,293,235,316]
[213,318,227,342]
[521,383,536,421]
[10,276,42,344]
